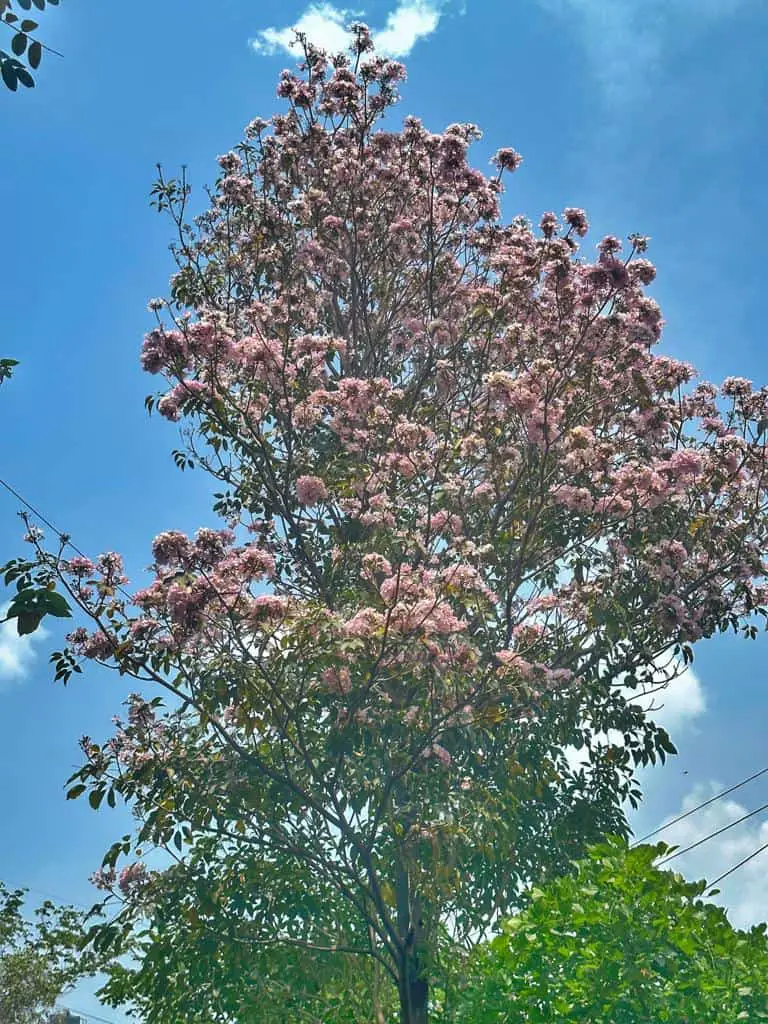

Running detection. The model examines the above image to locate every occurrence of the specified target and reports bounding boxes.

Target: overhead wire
[0,475,92,562]
[73,1009,121,1024]
[655,799,768,866]
[0,474,140,611]
[706,838,768,891]
[57,1007,121,1024]
[631,765,768,846]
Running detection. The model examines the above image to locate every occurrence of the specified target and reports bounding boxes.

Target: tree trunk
[395,858,428,1024]
[399,954,428,1024]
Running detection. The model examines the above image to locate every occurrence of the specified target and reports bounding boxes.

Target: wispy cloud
[0,603,47,689]
[653,781,768,928]
[251,1,446,59]
[540,0,754,103]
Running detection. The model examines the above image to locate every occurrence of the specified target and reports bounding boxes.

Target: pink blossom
[90,868,116,891]
[117,862,149,896]
[361,553,393,579]
[598,235,622,255]
[296,475,329,506]
[321,666,352,694]
[152,530,193,569]
[64,556,97,577]
[495,650,535,679]
[250,594,289,619]
[722,376,753,398]
[422,743,452,767]
[237,545,276,579]
[342,608,386,638]
[564,207,589,236]
[492,148,523,172]
[540,211,558,238]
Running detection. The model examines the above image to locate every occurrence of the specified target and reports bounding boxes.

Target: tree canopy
[456,837,768,1023]
[8,26,768,1024]
[0,882,91,1024]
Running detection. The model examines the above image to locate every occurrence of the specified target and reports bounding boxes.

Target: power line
[655,800,768,866]
[631,765,768,846]
[706,837,768,891]
[57,1007,122,1024]
[0,474,137,606]
[0,475,91,561]
[1,875,93,913]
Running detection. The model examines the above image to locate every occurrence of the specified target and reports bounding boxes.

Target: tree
[1,0,61,92]
[0,882,92,1023]
[8,25,768,1023]
[455,836,768,1022]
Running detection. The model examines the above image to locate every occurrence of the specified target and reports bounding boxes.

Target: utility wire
[0,474,137,605]
[0,475,91,561]
[655,800,768,866]
[61,1007,121,1024]
[706,838,768,891]
[1,875,93,913]
[631,765,768,846]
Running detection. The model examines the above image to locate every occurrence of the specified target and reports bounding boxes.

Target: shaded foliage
[0,0,60,91]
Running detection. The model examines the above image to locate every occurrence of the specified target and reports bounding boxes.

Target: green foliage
[92,833,400,1023]
[0,881,94,1024]
[456,837,768,1023]
[0,357,18,384]
[3,583,71,634]
[2,555,73,635]
[0,0,60,91]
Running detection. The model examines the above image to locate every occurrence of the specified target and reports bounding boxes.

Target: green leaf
[5,587,72,634]
[11,32,26,56]
[66,784,87,800]
[14,64,34,89]
[43,590,74,618]
[16,0,32,9]
[27,39,41,69]
[16,611,41,634]
[1,59,19,90]
[89,789,105,810]
[20,19,38,30]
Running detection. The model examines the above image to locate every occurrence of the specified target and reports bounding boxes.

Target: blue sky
[2,0,768,1017]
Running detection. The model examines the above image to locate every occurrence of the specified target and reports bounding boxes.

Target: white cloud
[252,3,353,56]
[639,662,706,737]
[376,0,442,54]
[563,660,706,775]
[651,782,768,928]
[251,1,446,59]
[540,0,754,103]
[0,602,47,688]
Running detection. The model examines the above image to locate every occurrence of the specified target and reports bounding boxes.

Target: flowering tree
[8,26,768,1024]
